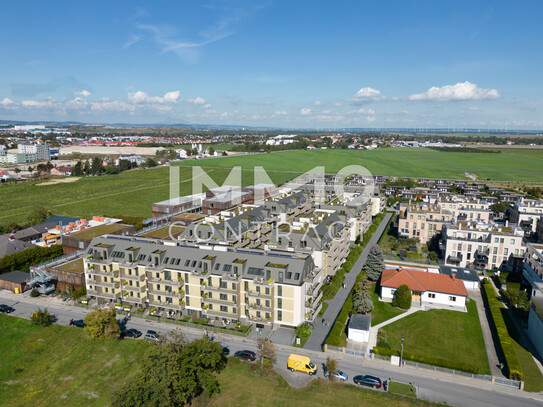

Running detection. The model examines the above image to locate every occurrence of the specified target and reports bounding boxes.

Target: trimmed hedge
[0,244,63,274]
[482,283,523,380]
[373,346,481,374]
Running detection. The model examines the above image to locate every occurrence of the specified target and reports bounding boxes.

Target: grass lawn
[0,166,296,225]
[382,300,491,375]
[208,358,443,407]
[371,283,405,326]
[388,381,417,397]
[176,148,543,182]
[0,314,444,407]
[51,257,84,274]
[0,314,148,407]
[140,225,185,239]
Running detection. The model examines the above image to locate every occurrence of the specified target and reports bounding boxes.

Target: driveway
[304,212,393,351]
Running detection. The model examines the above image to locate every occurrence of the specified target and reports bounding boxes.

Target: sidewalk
[304,212,393,351]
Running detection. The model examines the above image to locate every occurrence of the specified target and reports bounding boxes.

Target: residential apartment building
[508,199,543,237]
[84,235,324,327]
[441,221,525,270]
[523,243,543,297]
[398,204,453,244]
[18,142,51,160]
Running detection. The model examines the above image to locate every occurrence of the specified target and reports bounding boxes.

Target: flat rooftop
[50,258,84,274]
[68,223,130,240]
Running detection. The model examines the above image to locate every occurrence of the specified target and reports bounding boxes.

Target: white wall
[527,308,543,359]
[348,327,369,343]
[380,285,466,308]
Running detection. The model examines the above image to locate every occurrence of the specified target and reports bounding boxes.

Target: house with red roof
[380,267,468,309]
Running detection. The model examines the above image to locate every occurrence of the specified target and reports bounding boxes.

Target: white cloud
[128,90,180,104]
[272,110,287,116]
[351,87,381,104]
[366,116,376,122]
[300,108,312,115]
[322,109,332,114]
[220,112,229,117]
[314,100,322,106]
[349,108,375,115]
[314,114,344,122]
[0,98,14,106]
[203,103,212,109]
[334,102,342,107]
[469,106,479,111]
[186,96,206,105]
[22,99,56,108]
[408,81,499,101]
[77,90,91,97]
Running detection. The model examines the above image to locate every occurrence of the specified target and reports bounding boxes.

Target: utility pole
[400,330,404,367]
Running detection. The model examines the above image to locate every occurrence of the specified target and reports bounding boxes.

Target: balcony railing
[119,273,145,281]
[89,279,120,289]
[148,299,185,311]
[87,289,119,299]
[202,284,238,294]
[202,296,237,306]
[246,289,272,299]
[88,269,119,278]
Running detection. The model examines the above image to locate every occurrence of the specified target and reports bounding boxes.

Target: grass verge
[388,381,417,397]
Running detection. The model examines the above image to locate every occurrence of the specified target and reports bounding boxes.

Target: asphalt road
[1,291,543,407]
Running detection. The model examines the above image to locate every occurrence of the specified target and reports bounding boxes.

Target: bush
[0,245,63,274]
[83,308,121,340]
[295,323,312,340]
[483,283,523,380]
[72,286,86,300]
[30,288,40,298]
[30,308,54,326]
[392,284,412,309]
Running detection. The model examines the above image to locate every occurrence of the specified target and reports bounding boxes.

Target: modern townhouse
[441,221,525,270]
[84,235,324,327]
[508,199,543,237]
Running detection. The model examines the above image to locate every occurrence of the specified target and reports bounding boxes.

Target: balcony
[148,288,185,299]
[201,284,238,295]
[246,290,272,299]
[148,299,185,311]
[204,308,238,319]
[202,296,237,307]
[447,254,463,264]
[121,283,146,293]
[119,272,145,282]
[247,302,273,312]
[122,296,145,305]
[88,268,119,278]
[305,291,323,309]
[89,279,120,289]
[247,314,272,324]
[87,289,119,300]
[305,302,322,322]
[87,257,113,266]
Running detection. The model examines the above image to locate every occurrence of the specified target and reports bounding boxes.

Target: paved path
[304,212,393,351]
[366,307,420,352]
[469,287,504,377]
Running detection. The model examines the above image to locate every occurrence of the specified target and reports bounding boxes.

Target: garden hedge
[482,283,523,381]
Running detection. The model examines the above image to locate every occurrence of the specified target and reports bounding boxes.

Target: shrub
[83,308,121,340]
[0,245,63,274]
[483,284,523,380]
[30,288,40,298]
[392,284,412,309]
[30,308,54,326]
[72,287,86,301]
[295,323,312,340]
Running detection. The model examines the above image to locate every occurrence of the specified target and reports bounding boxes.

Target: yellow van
[287,353,318,375]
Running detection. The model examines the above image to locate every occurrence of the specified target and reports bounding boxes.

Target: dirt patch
[36,177,80,186]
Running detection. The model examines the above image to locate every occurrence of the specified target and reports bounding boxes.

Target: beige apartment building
[398,204,453,244]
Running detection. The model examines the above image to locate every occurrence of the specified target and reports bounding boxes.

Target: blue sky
[0,0,542,129]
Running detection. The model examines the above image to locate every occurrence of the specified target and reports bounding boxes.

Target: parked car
[323,365,348,381]
[353,374,382,389]
[234,350,256,361]
[144,330,160,341]
[70,319,85,328]
[0,304,15,313]
[222,346,230,356]
[122,328,142,339]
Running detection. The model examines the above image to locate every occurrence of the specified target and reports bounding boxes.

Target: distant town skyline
[0,1,542,129]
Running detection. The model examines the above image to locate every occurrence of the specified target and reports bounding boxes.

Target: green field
[0,167,296,225]
[0,315,443,407]
[176,148,543,181]
[381,300,491,374]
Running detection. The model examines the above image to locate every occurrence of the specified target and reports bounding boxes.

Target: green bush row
[372,347,481,374]
[482,283,523,381]
[0,244,63,274]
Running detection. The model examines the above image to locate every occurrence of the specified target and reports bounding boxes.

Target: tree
[144,158,157,168]
[73,161,84,176]
[111,333,226,407]
[91,156,104,175]
[325,356,337,380]
[364,245,385,281]
[257,337,276,368]
[208,146,215,156]
[191,148,198,156]
[392,284,412,309]
[352,274,374,314]
[27,166,33,175]
[490,201,510,214]
[295,322,312,341]
[27,207,52,225]
[83,308,121,340]
[14,167,21,177]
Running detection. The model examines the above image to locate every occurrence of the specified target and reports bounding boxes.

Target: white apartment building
[442,221,525,270]
[18,142,51,160]
[509,199,543,236]
[398,203,453,244]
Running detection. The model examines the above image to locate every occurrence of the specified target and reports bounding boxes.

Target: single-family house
[380,267,468,309]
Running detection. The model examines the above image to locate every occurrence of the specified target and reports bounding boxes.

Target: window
[215,263,220,270]
[220,281,227,289]
[277,310,282,321]
[164,257,169,264]
[185,260,190,266]
[278,272,283,282]
[449,296,456,302]
[504,248,508,256]
[175,258,181,265]
[493,247,498,254]
[265,287,270,295]
[428,293,436,299]
[185,285,189,294]
[220,293,228,301]
[186,297,190,306]
[191,260,197,267]
[511,239,515,244]
[244,281,249,291]
[278,298,282,308]
[286,272,292,279]
[265,300,270,308]
[223,264,232,272]
[294,273,300,280]
[277,286,282,296]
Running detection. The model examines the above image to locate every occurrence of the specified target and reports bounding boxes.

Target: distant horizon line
[0,118,542,134]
